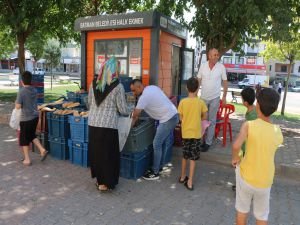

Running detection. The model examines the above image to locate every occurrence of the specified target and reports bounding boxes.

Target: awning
[63,58,80,64]
[37,59,46,63]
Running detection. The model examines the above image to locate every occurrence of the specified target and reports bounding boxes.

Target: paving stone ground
[0,124,300,225]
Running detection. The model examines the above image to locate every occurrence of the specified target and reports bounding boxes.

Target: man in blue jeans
[131,79,179,180]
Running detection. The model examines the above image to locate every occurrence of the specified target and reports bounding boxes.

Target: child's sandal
[178,176,188,184]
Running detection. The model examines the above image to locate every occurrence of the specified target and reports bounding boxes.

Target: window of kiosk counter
[94,39,142,78]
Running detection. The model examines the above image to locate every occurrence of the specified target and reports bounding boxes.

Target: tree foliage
[156,0,299,56]
[0,0,83,74]
[44,40,61,89]
[0,0,157,73]
[260,18,300,115]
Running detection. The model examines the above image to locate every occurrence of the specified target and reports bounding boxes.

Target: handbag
[9,108,21,130]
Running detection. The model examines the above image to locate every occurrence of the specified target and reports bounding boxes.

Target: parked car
[33,68,45,75]
[291,86,300,92]
[13,68,19,74]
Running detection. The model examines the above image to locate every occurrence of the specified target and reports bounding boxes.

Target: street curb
[198,151,300,181]
[279,163,300,181]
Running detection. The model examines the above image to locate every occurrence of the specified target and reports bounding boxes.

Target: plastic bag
[9,108,21,130]
[201,120,211,137]
[118,115,132,152]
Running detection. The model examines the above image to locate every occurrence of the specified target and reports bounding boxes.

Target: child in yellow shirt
[232,88,283,225]
[178,77,208,190]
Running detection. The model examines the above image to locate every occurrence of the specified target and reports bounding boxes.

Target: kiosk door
[180,48,194,96]
[171,45,181,96]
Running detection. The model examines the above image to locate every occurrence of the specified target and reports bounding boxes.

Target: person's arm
[131,108,142,127]
[15,103,21,109]
[201,111,207,121]
[232,122,248,167]
[222,80,228,106]
[15,91,22,109]
[221,65,228,105]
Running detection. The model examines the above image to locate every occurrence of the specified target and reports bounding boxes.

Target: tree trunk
[198,51,203,72]
[50,65,53,90]
[280,61,292,115]
[17,34,26,75]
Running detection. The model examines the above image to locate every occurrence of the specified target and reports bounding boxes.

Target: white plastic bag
[201,120,211,137]
[9,108,21,130]
[118,115,132,152]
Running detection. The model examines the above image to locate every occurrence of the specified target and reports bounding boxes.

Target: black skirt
[88,126,120,189]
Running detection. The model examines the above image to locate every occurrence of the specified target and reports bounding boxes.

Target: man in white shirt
[131,79,179,180]
[197,48,228,151]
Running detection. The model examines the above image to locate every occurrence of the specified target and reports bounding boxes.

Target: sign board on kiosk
[74,10,194,98]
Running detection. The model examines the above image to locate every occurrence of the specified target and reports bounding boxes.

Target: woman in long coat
[88,57,128,191]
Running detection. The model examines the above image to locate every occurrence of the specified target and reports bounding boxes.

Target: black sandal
[178,176,188,184]
[184,181,194,191]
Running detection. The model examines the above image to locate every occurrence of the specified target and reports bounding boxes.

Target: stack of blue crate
[31,74,44,104]
[68,115,89,167]
[120,118,155,179]
[47,113,70,160]
[67,92,88,110]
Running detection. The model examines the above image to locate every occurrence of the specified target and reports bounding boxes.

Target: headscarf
[93,56,120,106]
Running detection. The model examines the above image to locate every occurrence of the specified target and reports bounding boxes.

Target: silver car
[291,86,300,92]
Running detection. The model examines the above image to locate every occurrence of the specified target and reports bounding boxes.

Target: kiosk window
[129,40,142,78]
[94,39,142,78]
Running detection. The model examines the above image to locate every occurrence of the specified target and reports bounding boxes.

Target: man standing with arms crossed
[197,48,228,152]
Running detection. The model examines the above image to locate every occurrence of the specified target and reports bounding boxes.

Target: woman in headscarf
[88,56,129,191]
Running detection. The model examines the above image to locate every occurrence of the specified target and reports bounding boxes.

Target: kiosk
[75,10,194,97]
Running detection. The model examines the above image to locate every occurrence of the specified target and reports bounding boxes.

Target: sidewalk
[1,100,300,180]
[197,113,300,181]
[0,123,299,225]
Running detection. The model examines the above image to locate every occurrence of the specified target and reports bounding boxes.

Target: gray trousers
[203,97,220,145]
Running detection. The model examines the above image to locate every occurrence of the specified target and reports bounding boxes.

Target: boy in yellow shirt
[178,77,208,190]
[232,88,283,225]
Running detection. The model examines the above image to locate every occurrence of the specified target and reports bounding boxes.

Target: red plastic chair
[215,103,235,146]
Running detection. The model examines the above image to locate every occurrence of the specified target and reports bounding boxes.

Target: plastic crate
[68,115,88,142]
[35,87,44,93]
[119,76,132,92]
[36,98,44,104]
[177,95,187,104]
[123,119,155,152]
[32,74,44,83]
[48,136,69,160]
[169,96,177,107]
[67,92,80,103]
[68,139,89,167]
[47,113,70,138]
[79,93,88,105]
[120,146,152,179]
[174,124,182,147]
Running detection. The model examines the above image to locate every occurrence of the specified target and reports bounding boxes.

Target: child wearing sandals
[178,77,207,190]
[15,71,48,166]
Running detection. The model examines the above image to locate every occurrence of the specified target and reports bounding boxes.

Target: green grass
[0,84,80,103]
[231,103,300,122]
[44,84,79,102]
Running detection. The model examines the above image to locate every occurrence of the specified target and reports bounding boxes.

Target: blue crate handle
[74,117,82,123]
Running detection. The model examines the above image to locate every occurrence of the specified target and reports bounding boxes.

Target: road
[1,72,299,114]
[227,87,300,115]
